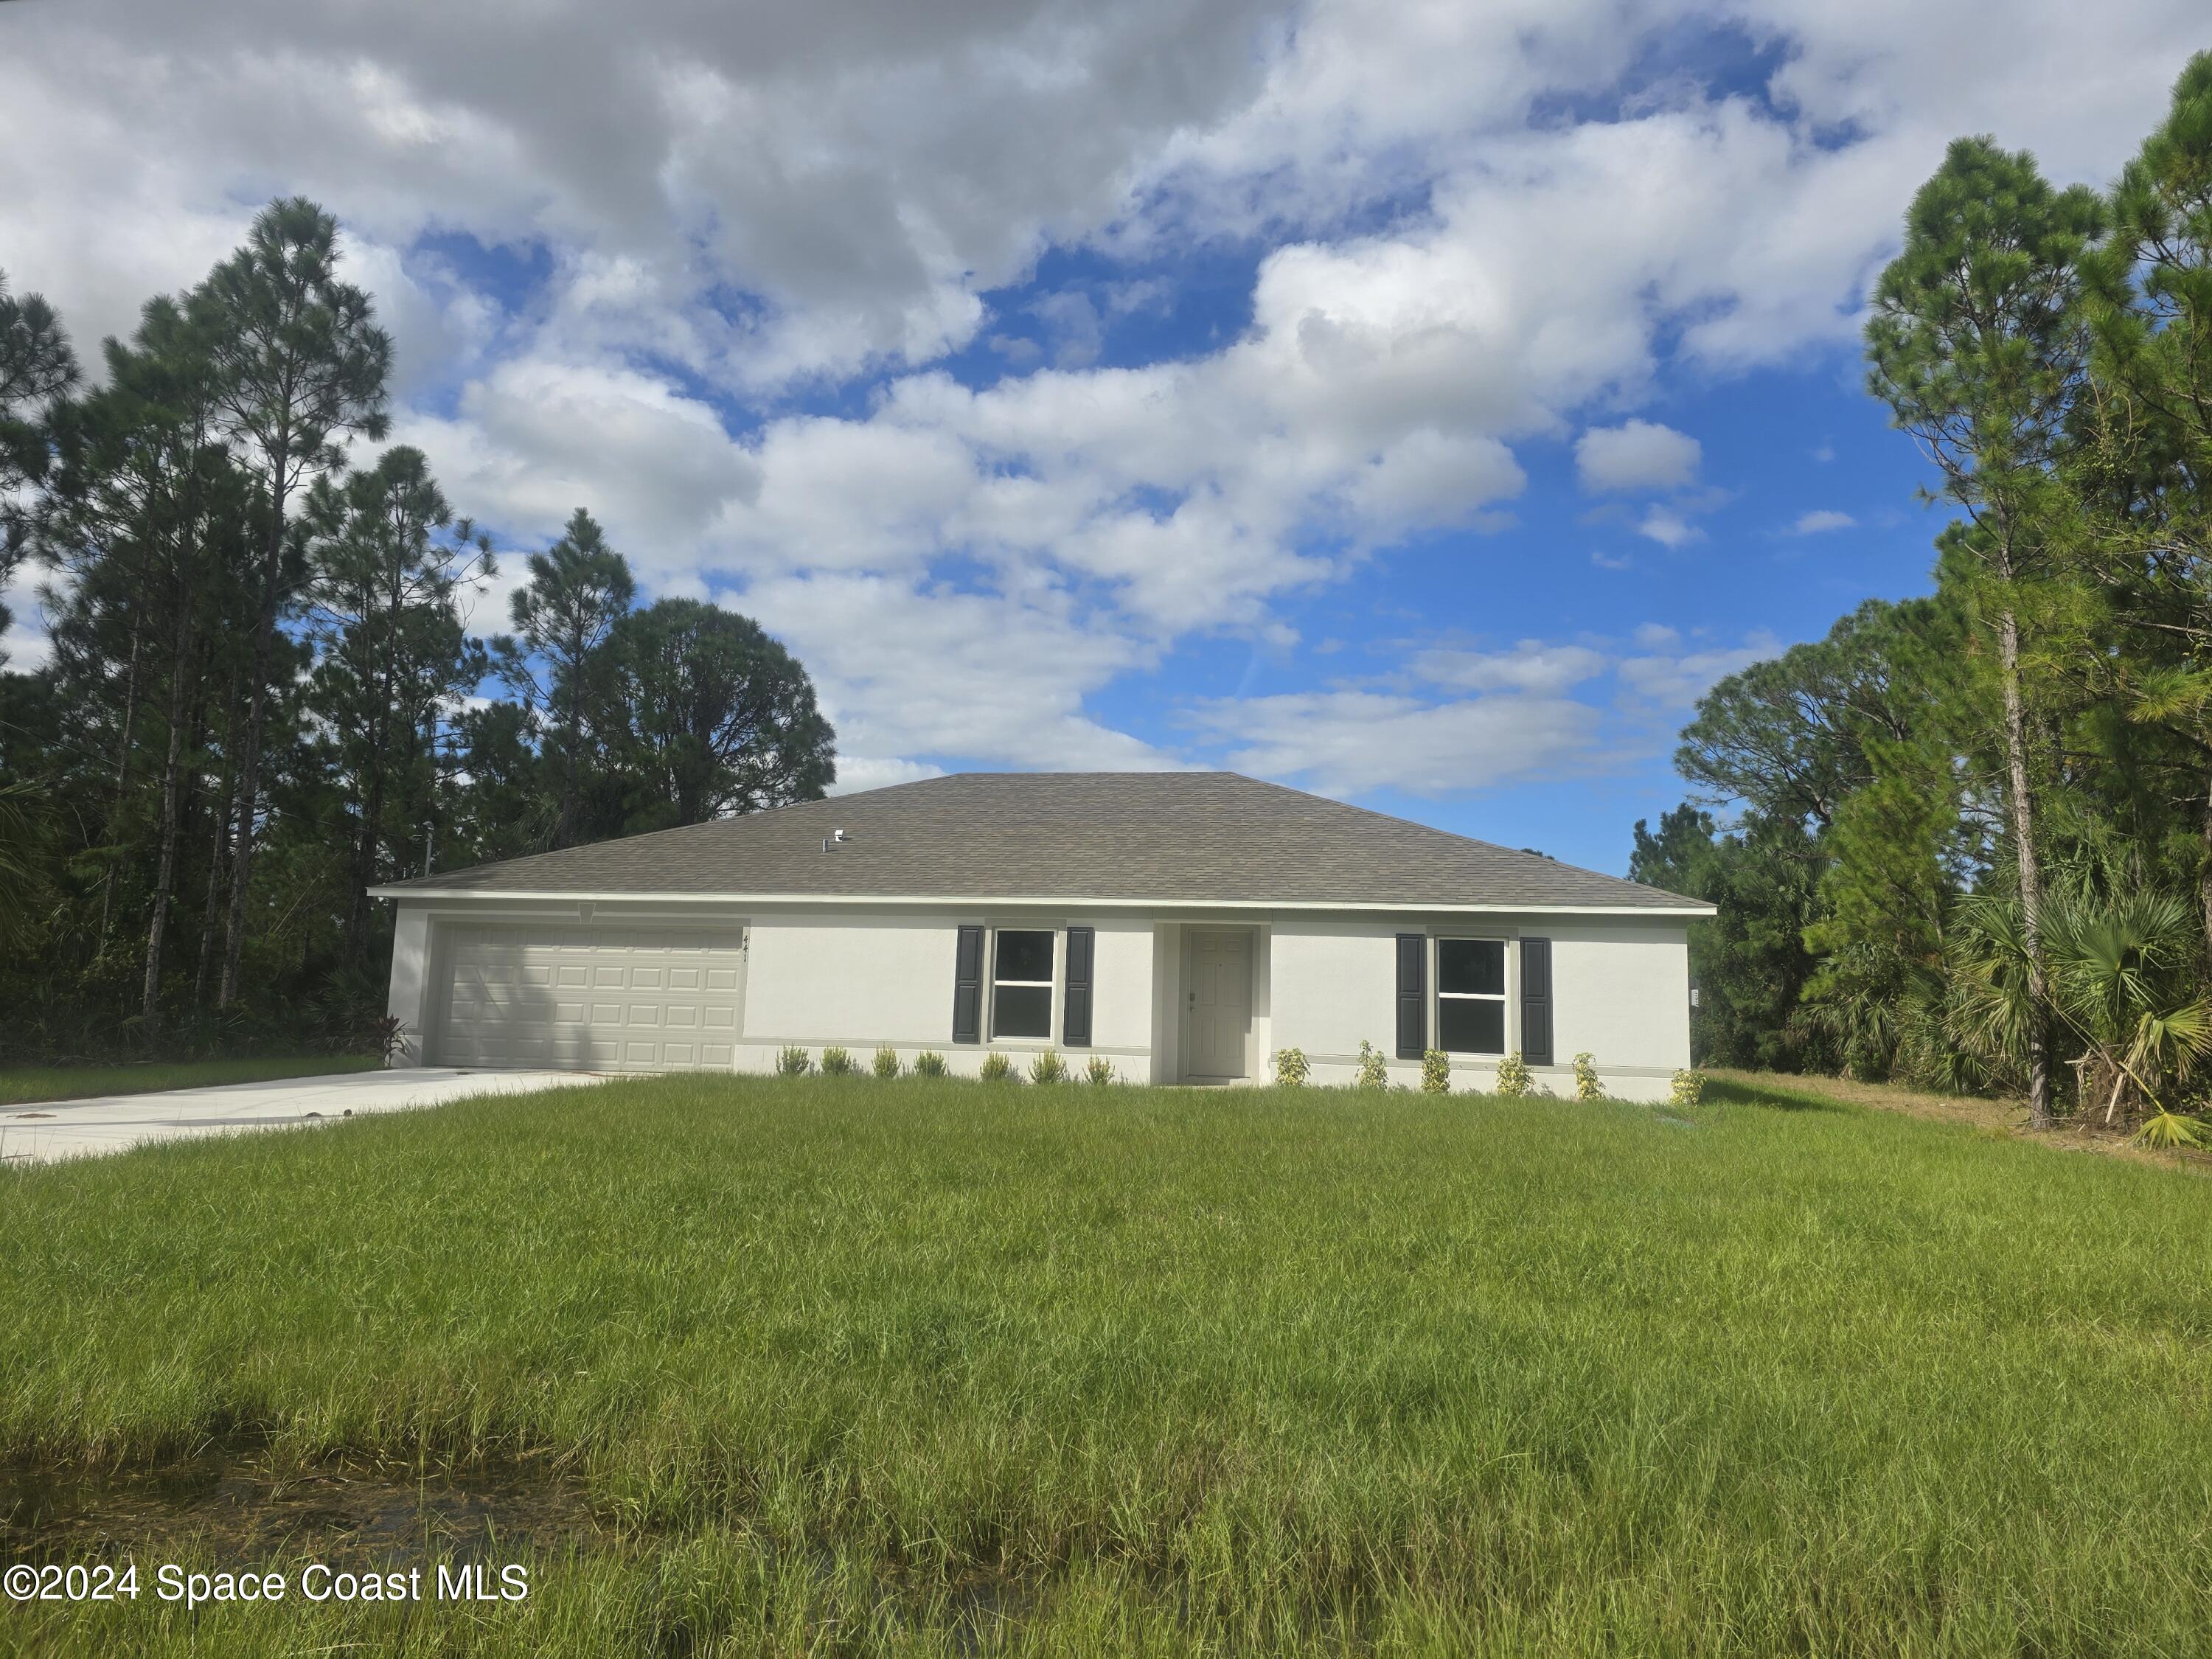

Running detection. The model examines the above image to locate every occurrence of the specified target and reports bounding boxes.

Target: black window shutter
[1394,933,1426,1059]
[1062,926,1094,1048]
[953,925,984,1043]
[1520,936,1553,1066]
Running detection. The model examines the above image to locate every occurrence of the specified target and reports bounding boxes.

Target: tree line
[1633,53,2212,1144]
[0,201,835,1062]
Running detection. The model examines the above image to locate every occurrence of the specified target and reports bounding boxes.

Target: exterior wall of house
[383,903,434,1065]
[383,899,1691,1099]
[733,908,1155,1077]
[1270,913,1690,1100]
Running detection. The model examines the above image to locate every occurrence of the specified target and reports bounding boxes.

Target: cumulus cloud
[2,0,2202,791]
[827,757,947,796]
[1790,508,1857,534]
[1183,624,1785,797]
[1412,641,1609,697]
[1618,630,1782,709]
[1188,689,1603,797]
[1343,431,1528,535]
[1575,419,1703,493]
[1637,506,1703,549]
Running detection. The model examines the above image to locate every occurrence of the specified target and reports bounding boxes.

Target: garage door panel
[435,924,746,1072]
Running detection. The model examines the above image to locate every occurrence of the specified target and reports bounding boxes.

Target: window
[1436,938,1506,1054]
[991,929,1054,1039]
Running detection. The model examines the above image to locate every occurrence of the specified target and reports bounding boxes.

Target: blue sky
[4,0,2204,875]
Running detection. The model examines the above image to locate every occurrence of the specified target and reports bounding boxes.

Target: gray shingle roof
[378,772,1705,911]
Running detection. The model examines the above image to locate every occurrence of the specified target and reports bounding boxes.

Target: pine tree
[496,509,634,850]
[195,198,391,1006]
[1865,139,2104,1127]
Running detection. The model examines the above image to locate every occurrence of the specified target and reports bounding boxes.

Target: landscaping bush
[819,1046,855,1077]
[978,1051,1015,1082]
[1028,1050,1067,1085]
[775,1045,812,1077]
[1355,1039,1389,1089]
[1669,1067,1705,1107]
[1422,1048,1450,1093]
[911,1049,947,1078]
[1273,1046,1310,1087]
[1495,1051,1532,1096]
[1575,1051,1605,1101]
[871,1046,902,1079]
[1083,1054,1116,1085]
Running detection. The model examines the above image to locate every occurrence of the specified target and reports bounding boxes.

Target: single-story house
[372,771,1711,1099]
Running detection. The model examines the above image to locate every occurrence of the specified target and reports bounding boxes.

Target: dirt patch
[1707,1068,2212,1174]
[0,1442,604,1568]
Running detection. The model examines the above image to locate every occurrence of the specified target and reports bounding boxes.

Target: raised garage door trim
[433,923,747,1071]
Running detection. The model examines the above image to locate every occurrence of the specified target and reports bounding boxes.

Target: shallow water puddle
[0,1444,601,1567]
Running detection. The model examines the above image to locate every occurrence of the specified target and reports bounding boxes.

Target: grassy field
[1,1073,2207,1656]
[0,1052,381,1107]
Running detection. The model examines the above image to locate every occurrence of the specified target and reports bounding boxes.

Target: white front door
[1186,929,1252,1079]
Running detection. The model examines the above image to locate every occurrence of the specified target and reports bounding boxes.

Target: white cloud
[1342,431,1527,535]
[735,571,1176,774]
[1618,630,1782,709]
[1189,689,1601,797]
[1575,419,1702,493]
[1413,640,1608,697]
[4,0,2203,787]
[1637,506,1703,549]
[1790,508,1857,535]
[1189,622,1790,796]
[827,757,947,795]
[395,358,762,559]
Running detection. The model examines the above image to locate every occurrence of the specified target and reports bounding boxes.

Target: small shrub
[372,1015,412,1065]
[819,1046,855,1077]
[1273,1046,1310,1087]
[912,1050,947,1078]
[1669,1067,1705,1107]
[1028,1050,1067,1085]
[1084,1054,1116,1086]
[776,1046,812,1077]
[2135,1108,2208,1150]
[872,1046,902,1079]
[978,1051,1015,1083]
[1421,1048,1450,1093]
[1354,1040,1389,1089]
[1494,1051,1532,1097]
[1573,1051,1604,1101]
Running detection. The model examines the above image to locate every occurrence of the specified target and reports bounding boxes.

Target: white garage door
[433,923,747,1071]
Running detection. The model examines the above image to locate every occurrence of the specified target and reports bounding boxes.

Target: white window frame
[989,926,1058,1042]
[1435,936,1509,1056]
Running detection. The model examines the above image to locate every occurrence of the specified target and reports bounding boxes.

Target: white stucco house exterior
[372,772,1711,1100]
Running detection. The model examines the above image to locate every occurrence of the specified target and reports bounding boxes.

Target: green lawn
[0,1052,381,1107]
[2,1074,2207,1656]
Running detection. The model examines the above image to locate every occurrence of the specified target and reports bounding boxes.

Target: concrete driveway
[0,1068,612,1166]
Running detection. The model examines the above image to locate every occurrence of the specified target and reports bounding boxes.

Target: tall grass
[3,1074,2208,1655]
